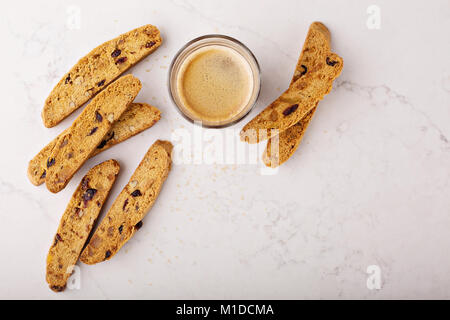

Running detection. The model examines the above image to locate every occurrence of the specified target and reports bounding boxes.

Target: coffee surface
[177,45,253,123]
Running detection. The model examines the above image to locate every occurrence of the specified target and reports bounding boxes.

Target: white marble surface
[1,0,449,299]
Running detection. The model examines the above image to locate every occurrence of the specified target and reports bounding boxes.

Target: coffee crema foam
[176,45,254,124]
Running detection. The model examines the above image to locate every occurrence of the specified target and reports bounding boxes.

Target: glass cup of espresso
[169,35,261,128]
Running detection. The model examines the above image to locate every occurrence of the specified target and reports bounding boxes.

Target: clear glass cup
[169,35,261,128]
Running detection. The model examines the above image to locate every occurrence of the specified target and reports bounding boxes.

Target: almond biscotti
[28,103,160,186]
[80,140,172,265]
[263,22,334,167]
[46,160,120,292]
[45,75,141,193]
[42,24,161,127]
[240,52,343,144]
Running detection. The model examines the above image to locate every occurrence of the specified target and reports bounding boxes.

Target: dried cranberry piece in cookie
[131,190,142,197]
[82,188,97,207]
[282,104,299,116]
[115,57,128,65]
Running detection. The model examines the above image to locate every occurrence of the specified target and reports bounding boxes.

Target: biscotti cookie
[291,22,331,85]
[263,22,333,167]
[240,52,343,144]
[91,103,161,157]
[28,103,161,186]
[263,109,314,167]
[80,140,172,265]
[42,24,161,127]
[45,75,141,193]
[46,160,120,292]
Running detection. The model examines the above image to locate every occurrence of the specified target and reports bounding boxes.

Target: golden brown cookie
[263,109,315,167]
[240,51,342,144]
[80,140,172,265]
[45,75,141,193]
[28,103,160,186]
[46,159,120,292]
[42,24,161,127]
[263,22,335,167]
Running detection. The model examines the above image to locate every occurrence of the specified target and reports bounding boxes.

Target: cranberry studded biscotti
[80,140,173,265]
[42,24,161,127]
[263,22,336,167]
[28,103,161,186]
[46,160,120,292]
[45,75,141,193]
[240,51,343,144]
